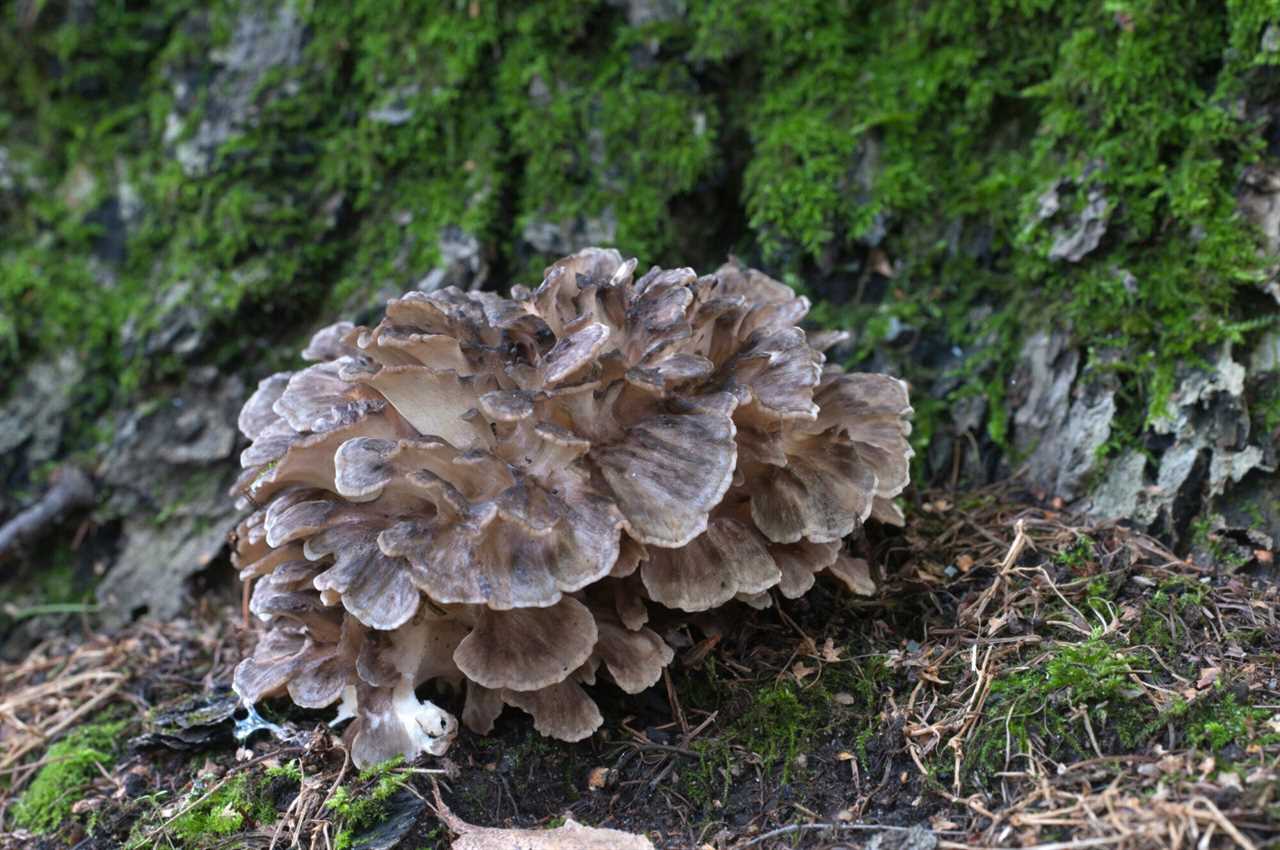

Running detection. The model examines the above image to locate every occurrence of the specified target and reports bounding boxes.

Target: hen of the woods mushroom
[230,248,912,768]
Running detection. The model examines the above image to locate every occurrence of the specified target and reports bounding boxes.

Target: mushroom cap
[453,597,598,692]
[230,248,912,766]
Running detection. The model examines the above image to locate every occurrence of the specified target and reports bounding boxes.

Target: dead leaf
[792,661,817,681]
[587,766,612,791]
[833,692,856,706]
[956,554,975,573]
[1196,667,1220,690]
[821,638,843,663]
[434,786,653,849]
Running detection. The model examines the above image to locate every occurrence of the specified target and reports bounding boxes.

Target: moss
[1189,515,1253,569]
[265,759,303,783]
[742,682,814,780]
[4,0,1279,479]
[808,655,892,767]
[1177,688,1280,754]
[168,774,268,845]
[325,756,411,850]
[682,738,734,810]
[963,639,1158,786]
[1055,534,1096,571]
[10,718,129,834]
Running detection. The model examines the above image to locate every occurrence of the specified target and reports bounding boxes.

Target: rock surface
[164,4,305,177]
[1087,346,1272,542]
[94,369,244,626]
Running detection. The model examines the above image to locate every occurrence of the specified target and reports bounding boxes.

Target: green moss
[682,738,733,810]
[265,759,303,783]
[1055,535,1096,571]
[11,718,129,834]
[963,640,1158,785]
[141,759,300,848]
[169,775,260,844]
[325,756,411,850]
[741,682,814,781]
[1189,516,1252,569]
[4,0,1279,476]
[808,655,892,767]
[1177,689,1280,754]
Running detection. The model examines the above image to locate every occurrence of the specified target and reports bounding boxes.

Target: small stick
[663,668,689,741]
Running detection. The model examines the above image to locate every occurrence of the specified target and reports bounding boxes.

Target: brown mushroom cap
[230,247,912,766]
[453,597,598,692]
[501,678,603,742]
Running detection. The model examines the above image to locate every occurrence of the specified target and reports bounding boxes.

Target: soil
[1,483,1277,849]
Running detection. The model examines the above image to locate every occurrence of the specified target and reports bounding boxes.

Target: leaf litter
[0,481,1276,848]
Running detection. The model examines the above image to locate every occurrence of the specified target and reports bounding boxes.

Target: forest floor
[1,483,1277,850]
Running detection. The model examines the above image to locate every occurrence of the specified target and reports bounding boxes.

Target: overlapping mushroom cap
[230,248,912,768]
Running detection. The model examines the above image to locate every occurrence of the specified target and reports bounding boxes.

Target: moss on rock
[3,0,1278,482]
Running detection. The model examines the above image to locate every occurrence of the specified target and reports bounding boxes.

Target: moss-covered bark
[2,0,1278,481]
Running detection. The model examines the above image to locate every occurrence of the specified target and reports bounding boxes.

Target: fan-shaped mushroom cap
[453,598,597,692]
[230,247,912,766]
[502,678,603,742]
[593,620,674,693]
[827,554,876,596]
[641,518,780,612]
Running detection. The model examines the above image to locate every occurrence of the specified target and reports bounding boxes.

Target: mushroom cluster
[230,248,912,768]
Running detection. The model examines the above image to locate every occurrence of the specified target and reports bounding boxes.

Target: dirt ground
[1,483,1277,849]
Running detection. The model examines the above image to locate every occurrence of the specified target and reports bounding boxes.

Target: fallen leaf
[821,638,843,663]
[836,751,855,761]
[792,661,817,680]
[833,692,856,706]
[587,766,612,791]
[956,554,975,573]
[434,787,653,849]
[1196,667,1220,690]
